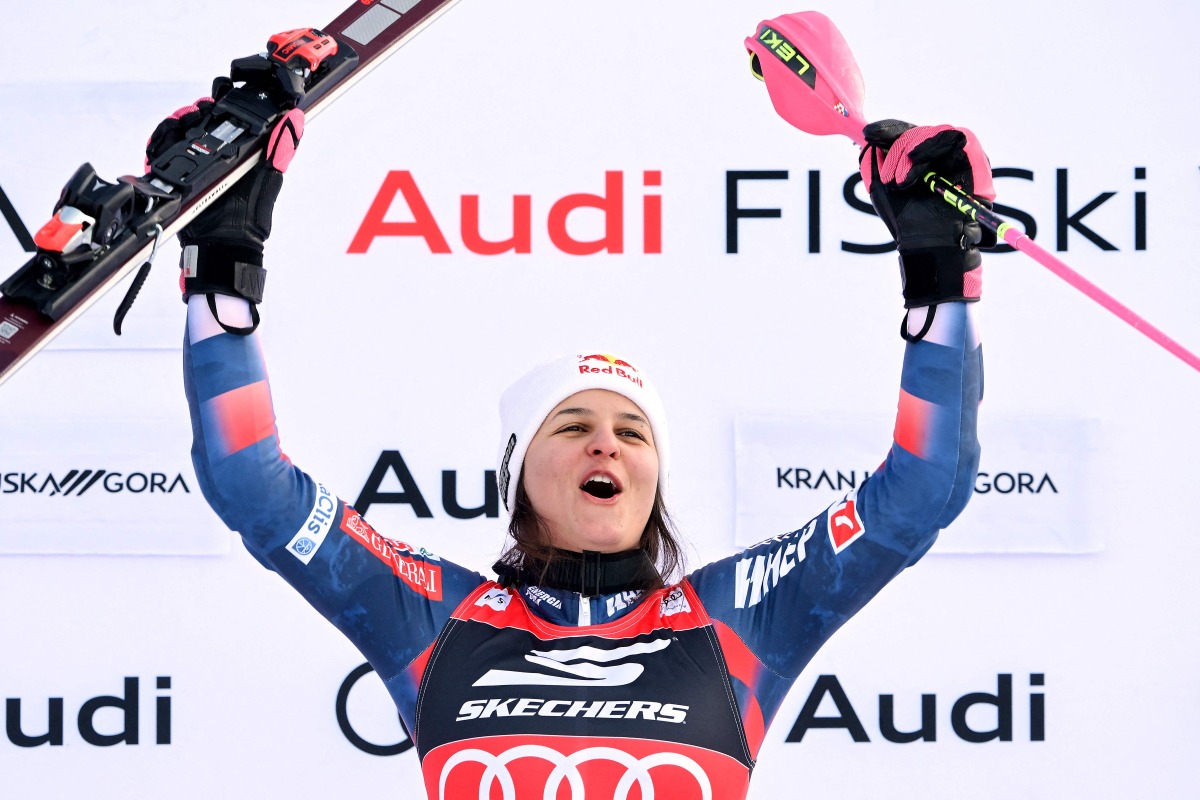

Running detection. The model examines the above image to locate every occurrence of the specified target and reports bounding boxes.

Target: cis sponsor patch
[827,488,865,553]
[285,482,337,564]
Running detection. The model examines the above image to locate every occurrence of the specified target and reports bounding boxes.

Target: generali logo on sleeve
[340,508,443,600]
[827,487,865,554]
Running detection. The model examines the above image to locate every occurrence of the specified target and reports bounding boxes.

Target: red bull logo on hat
[577,354,643,387]
[579,353,638,371]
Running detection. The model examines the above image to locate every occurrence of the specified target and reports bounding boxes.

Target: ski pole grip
[924,171,1200,372]
[922,172,1015,240]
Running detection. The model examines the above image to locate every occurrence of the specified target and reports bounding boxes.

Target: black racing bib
[413,583,753,799]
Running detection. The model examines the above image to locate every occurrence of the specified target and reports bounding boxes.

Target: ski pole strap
[205,293,260,337]
[900,306,938,343]
[113,224,165,336]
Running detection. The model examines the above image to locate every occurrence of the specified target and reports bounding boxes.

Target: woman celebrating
[164,32,991,800]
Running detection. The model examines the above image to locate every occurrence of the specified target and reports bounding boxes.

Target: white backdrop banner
[0,350,227,554]
[735,413,1102,553]
[0,1,1197,799]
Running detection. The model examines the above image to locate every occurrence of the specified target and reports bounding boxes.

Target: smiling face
[521,389,660,554]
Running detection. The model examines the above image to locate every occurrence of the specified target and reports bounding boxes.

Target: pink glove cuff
[266,108,305,173]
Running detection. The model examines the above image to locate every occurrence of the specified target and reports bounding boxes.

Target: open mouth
[580,475,620,500]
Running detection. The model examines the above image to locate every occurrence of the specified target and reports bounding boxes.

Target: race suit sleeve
[685,301,982,734]
[183,295,485,723]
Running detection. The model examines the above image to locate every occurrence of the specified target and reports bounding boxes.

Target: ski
[0,0,462,388]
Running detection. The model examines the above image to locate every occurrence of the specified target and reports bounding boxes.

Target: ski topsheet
[0,0,462,387]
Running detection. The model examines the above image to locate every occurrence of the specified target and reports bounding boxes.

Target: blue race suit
[184,295,981,799]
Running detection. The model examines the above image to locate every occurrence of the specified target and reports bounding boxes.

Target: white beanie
[497,352,670,515]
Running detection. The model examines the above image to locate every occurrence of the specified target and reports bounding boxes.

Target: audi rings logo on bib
[424,735,747,800]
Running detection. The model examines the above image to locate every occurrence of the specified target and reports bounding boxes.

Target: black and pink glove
[146,102,303,334]
[859,120,995,339]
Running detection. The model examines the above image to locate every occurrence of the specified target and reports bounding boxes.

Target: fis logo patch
[475,587,512,612]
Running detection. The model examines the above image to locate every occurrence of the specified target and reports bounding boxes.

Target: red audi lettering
[348,170,663,255]
[547,170,624,255]
[348,171,452,254]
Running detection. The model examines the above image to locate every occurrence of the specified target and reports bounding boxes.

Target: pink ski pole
[924,174,1199,372]
[745,12,1199,374]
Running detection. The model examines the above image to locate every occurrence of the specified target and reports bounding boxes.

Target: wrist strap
[898,246,981,308]
[205,293,260,336]
[182,244,267,303]
[900,306,937,342]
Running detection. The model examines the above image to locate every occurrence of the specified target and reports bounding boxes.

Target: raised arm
[155,101,484,718]
[687,122,992,730]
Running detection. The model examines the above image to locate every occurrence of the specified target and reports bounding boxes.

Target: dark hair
[496,477,685,588]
